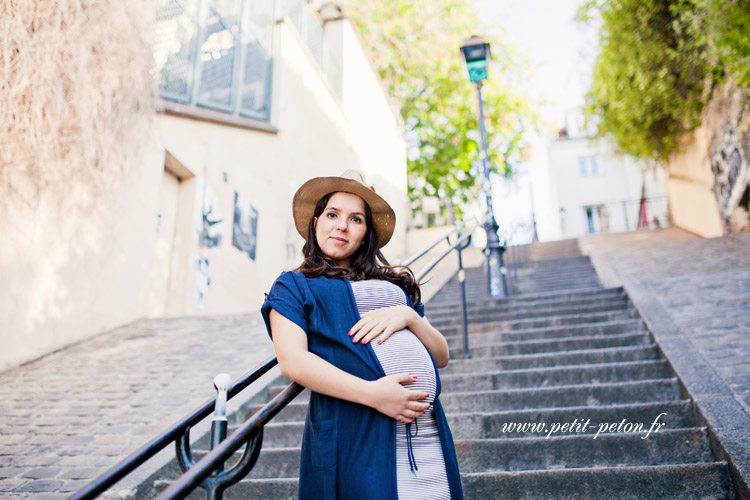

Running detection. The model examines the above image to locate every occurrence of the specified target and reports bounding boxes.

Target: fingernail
[348,331,353,336]
[413,376,418,380]
[426,394,430,398]
[352,337,357,343]
[362,339,368,344]
[377,339,382,344]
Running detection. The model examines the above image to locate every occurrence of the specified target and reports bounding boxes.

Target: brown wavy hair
[295,192,422,306]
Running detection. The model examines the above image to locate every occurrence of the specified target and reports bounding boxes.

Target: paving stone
[20,468,63,479]
[14,479,65,492]
[0,477,27,492]
[17,455,63,467]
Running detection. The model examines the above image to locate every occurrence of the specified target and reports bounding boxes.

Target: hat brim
[293,177,396,248]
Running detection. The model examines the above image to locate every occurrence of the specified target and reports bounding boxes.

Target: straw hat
[292,169,396,248]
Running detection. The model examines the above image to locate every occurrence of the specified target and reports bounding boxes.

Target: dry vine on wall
[0,0,155,210]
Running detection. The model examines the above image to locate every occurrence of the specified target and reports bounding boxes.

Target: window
[153,0,275,121]
[578,156,600,176]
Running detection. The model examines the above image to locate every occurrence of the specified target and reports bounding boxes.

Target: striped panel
[351,280,451,500]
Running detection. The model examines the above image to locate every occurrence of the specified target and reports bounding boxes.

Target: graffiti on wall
[232,191,258,260]
[711,124,750,219]
[194,254,211,312]
[195,178,224,248]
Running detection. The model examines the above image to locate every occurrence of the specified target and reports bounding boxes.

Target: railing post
[457,234,472,359]
[210,374,231,473]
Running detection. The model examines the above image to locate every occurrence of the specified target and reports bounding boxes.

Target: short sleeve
[261,272,309,339]
[414,300,425,318]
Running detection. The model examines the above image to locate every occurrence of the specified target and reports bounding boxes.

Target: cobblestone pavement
[0,313,277,499]
[584,231,750,414]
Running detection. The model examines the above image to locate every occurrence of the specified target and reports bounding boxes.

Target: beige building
[0,1,408,371]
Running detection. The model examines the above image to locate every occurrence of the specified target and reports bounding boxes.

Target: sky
[473,0,598,128]
[470,0,599,242]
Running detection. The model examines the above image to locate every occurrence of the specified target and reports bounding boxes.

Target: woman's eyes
[325,212,362,223]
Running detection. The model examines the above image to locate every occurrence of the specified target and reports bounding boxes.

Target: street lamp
[460,35,508,299]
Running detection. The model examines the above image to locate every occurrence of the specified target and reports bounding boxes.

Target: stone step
[240,355,671,423]
[447,400,697,440]
[456,427,713,472]
[229,427,711,479]
[455,332,651,358]
[440,378,680,413]
[442,319,645,346]
[440,360,671,391]
[427,286,623,307]
[512,277,601,288]
[497,310,639,331]
[460,462,734,500]
[261,360,669,401]
[432,309,637,331]
[439,345,661,374]
[427,295,630,318]
[257,400,695,447]
[431,282,623,301]
[430,301,633,325]
[258,357,664,406]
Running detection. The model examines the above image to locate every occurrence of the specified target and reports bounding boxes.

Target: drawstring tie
[405,419,419,474]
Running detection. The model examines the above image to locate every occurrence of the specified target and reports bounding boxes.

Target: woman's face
[314,192,368,268]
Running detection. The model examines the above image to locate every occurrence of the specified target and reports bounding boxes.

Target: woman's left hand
[349,305,418,345]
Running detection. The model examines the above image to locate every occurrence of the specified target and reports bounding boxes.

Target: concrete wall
[664,80,750,237]
[666,125,725,237]
[0,15,408,371]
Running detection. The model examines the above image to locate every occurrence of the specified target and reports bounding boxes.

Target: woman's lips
[331,237,348,244]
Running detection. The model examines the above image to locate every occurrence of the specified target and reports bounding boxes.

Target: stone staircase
[136,240,737,499]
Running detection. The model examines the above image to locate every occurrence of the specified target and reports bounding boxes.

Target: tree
[578,0,750,163]
[344,0,535,219]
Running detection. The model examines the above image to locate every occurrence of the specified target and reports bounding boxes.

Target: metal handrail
[402,227,459,267]
[414,225,477,282]
[158,383,305,500]
[68,221,481,500]
[66,357,279,500]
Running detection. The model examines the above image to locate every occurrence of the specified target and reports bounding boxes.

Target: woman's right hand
[365,373,430,423]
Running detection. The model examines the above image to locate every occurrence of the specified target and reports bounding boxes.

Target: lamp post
[460,35,508,299]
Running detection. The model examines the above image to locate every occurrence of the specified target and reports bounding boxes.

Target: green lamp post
[460,35,508,299]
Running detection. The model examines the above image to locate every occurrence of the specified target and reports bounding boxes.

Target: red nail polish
[413,376,418,380]
[352,337,356,343]
[363,339,368,344]
[377,339,382,344]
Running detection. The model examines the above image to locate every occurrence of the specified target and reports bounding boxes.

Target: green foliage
[344,0,535,216]
[691,0,750,88]
[578,0,708,162]
[579,0,750,163]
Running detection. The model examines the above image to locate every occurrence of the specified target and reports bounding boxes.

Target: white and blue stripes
[350,280,451,500]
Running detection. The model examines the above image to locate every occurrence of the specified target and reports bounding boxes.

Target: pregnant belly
[370,329,437,405]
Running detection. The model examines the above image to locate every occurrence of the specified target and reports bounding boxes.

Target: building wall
[0,14,408,371]
[548,137,668,239]
[666,125,724,237]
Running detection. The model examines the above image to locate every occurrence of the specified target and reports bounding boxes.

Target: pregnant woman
[261,170,463,500]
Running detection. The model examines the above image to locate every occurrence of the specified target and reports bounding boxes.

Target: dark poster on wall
[232,191,258,260]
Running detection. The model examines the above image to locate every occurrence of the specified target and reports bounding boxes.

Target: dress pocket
[310,419,336,468]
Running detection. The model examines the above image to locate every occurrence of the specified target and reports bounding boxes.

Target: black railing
[68,221,480,500]
[67,357,279,500]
